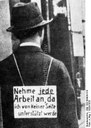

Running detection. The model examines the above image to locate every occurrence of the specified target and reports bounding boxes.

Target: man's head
[13,26,44,41]
[7,2,52,42]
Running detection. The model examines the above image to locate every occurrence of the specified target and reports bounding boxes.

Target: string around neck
[13,54,25,86]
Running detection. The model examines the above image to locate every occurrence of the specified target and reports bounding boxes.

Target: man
[0,2,79,128]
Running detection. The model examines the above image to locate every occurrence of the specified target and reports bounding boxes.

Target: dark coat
[0,46,79,128]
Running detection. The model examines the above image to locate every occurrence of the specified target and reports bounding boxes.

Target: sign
[13,86,57,118]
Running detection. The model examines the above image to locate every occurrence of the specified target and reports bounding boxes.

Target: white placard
[13,86,57,118]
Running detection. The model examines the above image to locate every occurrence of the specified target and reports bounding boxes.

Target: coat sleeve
[57,61,79,128]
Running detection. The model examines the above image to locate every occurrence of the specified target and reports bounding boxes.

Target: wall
[0,0,12,61]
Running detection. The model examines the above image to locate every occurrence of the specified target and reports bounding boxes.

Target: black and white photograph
[0,0,86,128]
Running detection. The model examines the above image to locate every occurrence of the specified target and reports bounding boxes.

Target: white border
[86,1,91,96]
[86,1,91,127]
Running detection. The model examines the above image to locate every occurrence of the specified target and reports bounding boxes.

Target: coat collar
[14,46,43,55]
